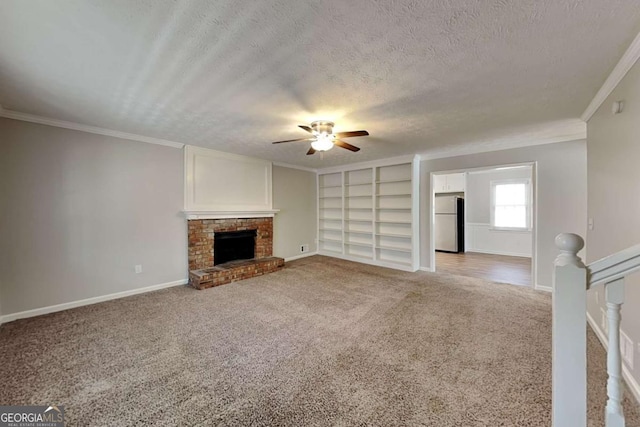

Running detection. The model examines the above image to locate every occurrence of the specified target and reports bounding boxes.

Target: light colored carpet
[1,255,638,426]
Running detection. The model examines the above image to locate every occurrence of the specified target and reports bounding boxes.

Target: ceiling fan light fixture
[311,134,334,151]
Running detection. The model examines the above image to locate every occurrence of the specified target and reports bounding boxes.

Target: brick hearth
[187,217,284,289]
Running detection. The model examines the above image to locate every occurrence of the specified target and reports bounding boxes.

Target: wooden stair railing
[552,233,640,427]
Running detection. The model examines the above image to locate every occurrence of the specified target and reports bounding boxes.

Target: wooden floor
[435,251,532,286]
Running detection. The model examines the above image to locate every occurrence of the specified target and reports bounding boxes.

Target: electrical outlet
[620,330,634,369]
[300,244,309,253]
[135,264,143,274]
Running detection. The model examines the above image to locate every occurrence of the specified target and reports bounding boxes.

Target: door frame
[430,161,537,287]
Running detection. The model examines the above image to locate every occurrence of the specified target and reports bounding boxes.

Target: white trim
[0,279,188,325]
[284,251,318,262]
[0,105,184,149]
[587,311,640,406]
[418,121,586,161]
[316,154,418,174]
[272,161,317,173]
[581,30,640,122]
[419,266,434,272]
[535,284,552,292]
[184,210,279,220]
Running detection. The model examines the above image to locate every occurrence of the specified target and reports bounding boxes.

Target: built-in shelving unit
[318,172,343,254]
[317,157,419,271]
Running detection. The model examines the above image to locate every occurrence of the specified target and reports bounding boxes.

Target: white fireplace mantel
[183,210,280,220]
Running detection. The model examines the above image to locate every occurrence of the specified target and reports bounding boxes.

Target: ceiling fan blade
[306,147,316,155]
[334,130,369,139]
[334,139,360,152]
[272,137,315,144]
[299,125,313,133]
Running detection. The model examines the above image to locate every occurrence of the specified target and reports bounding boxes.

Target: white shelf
[376,245,412,253]
[376,179,411,184]
[345,195,373,198]
[345,242,373,248]
[319,238,342,243]
[345,230,372,235]
[320,227,342,232]
[319,196,342,199]
[375,220,412,224]
[376,193,411,197]
[321,248,343,254]
[376,232,411,238]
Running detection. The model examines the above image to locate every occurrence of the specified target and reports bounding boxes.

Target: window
[491,179,531,230]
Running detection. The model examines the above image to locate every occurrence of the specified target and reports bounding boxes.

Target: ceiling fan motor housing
[311,120,334,136]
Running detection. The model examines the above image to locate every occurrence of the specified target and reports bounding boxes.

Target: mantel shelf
[184,210,280,220]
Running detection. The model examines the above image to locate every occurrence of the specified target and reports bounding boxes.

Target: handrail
[588,243,640,287]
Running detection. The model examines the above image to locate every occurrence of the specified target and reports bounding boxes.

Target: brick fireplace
[187,217,284,290]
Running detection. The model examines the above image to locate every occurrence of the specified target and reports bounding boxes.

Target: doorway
[430,164,535,287]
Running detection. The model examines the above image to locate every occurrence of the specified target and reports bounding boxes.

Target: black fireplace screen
[214,229,257,265]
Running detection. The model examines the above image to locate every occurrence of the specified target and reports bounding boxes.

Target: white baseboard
[0,279,188,325]
[419,266,434,272]
[586,311,640,406]
[284,251,318,262]
[535,284,552,292]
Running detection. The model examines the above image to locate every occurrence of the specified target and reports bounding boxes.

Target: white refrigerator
[435,196,464,253]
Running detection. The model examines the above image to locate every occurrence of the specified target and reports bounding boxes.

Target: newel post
[552,233,587,427]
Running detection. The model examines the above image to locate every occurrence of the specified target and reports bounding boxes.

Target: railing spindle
[605,278,625,427]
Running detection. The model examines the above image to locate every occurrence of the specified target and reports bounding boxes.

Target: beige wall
[0,119,318,317]
[420,140,587,288]
[0,118,188,316]
[586,57,640,385]
[272,166,317,259]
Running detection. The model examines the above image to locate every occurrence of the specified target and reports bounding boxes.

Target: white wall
[420,140,587,289]
[465,167,533,257]
[586,56,640,387]
[0,118,187,317]
[272,166,317,260]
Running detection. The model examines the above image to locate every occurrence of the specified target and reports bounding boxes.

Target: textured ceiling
[1,1,639,168]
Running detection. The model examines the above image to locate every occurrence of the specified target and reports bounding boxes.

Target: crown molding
[418,120,586,161]
[0,105,185,149]
[581,30,640,122]
[272,161,317,173]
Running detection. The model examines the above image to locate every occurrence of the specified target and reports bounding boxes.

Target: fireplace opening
[214,229,257,265]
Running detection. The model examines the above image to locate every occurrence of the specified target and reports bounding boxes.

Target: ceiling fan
[271,121,369,155]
